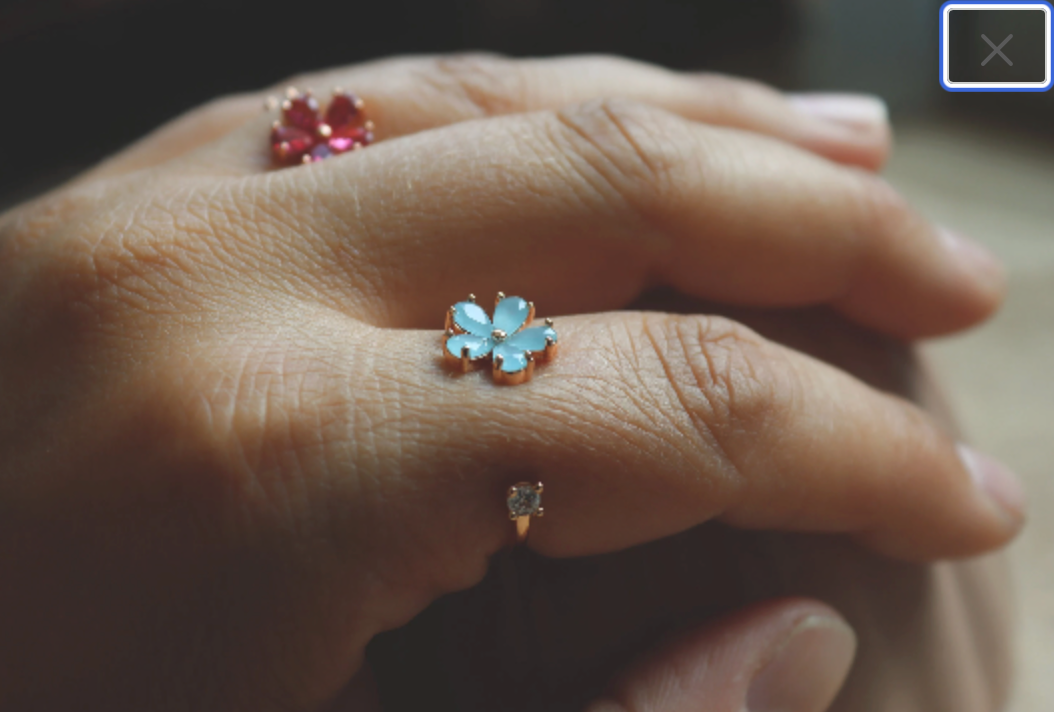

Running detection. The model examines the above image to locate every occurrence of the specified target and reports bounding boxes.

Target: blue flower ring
[444,292,558,385]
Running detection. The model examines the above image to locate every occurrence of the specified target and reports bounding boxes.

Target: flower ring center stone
[491,329,508,343]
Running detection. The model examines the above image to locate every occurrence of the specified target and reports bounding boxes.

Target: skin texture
[368,299,1012,712]
[0,55,1020,711]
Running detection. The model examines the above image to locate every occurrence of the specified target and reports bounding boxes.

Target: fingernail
[787,92,889,132]
[958,443,1026,526]
[938,227,1006,290]
[747,615,856,712]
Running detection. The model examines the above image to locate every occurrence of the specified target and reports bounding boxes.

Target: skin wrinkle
[642,315,752,496]
[607,319,709,458]
[424,54,528,118]
[551,102,671,238]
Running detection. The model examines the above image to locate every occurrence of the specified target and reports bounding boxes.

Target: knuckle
[848,170,917,247]
[417,52,524,117]
[636,313,782,444]
[551,98,680,207]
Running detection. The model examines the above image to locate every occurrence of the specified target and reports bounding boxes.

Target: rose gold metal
[515,517,530,542]
[285,86,299,99]
[460,345,471,372]
[301,154,312,165]
[281,99,293,112]
[527,301,536,324]
[543,336,557,361]
[355,98,366,110]
[544,318,554,327]
[495,291,506,308]
[468,294,477,303]
[364,120,375,131]
[317,123,333,138]
[333,86,344,96]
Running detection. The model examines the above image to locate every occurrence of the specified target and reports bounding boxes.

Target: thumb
[588,599,857,712]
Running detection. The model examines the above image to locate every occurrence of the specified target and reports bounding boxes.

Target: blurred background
[0,0,1051,709]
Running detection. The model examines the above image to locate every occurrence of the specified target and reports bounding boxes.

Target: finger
[590,599,856,712]
[362,312,1024,564]
[319,663,382,712]
[287,54,891,170]
[76,93,264,182]
[269,101,1002,340]
[166,54,890,179]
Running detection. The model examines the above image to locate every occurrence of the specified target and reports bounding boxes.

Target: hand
[0,55,1022,710]
[374,300,1012,712]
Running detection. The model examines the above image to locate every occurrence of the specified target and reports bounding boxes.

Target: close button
[940,1,1053,91]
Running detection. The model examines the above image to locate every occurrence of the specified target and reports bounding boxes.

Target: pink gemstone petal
[270,125,315,164]
[328,125,373,153]
[283,94,320,131]
[325,92,362,129]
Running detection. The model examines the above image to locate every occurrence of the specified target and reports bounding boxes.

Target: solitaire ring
[507,482,544,544]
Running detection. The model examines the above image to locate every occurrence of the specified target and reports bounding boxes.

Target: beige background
[885,122,1054,712]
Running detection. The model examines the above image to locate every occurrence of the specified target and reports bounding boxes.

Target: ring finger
[95,54,891,181]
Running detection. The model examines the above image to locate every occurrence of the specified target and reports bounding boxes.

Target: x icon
[981,33,1014,66]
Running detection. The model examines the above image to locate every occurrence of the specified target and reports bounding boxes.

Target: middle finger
[265,99,1003,340]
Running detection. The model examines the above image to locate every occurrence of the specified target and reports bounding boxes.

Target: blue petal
[493,296,530,334]
[452,301,492,337]
[507,326,557,353]
[493,342,530,373]
[446,334,493,360]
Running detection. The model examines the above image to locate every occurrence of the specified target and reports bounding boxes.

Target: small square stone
[507,485,541,517]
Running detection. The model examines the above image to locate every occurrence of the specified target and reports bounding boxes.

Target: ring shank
[515,516,530,543]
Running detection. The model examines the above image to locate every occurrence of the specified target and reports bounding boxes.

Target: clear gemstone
[507,485,541,517]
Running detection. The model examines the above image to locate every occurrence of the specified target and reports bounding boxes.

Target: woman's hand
[0,55,1022,710]
[380,300,1013,712]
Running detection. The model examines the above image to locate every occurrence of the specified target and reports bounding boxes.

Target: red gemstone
[270,125,315,163]
[283,94,320,131]
[328,125,373,153]
[325,92,362,128]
